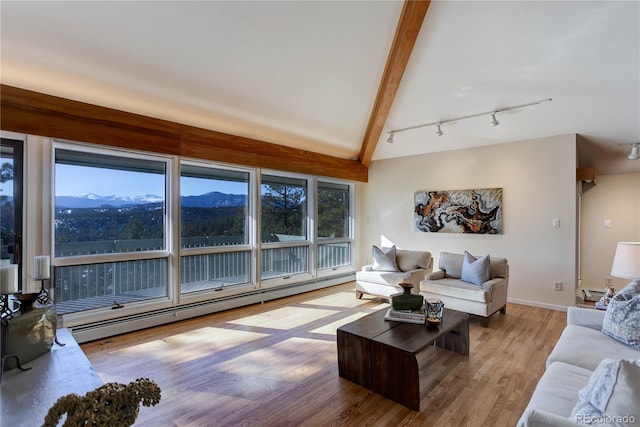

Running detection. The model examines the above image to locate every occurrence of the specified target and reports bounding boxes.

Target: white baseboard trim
[507,297,568,312]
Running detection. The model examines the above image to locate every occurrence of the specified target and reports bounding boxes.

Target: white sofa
[355,248,433,299]
[419,252,509,327]
[517,306,640,427]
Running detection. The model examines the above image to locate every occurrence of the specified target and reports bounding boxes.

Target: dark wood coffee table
[337,308,469,411]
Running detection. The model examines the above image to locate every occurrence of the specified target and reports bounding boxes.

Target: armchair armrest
[567,306,605,330]
[425,270,445,280]
[403,268,431,284]
[481,277,503,290]
[482,277,508,307]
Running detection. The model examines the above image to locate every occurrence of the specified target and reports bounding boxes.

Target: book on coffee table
[384,309,426,324]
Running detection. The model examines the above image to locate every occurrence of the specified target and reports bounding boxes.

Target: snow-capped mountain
[55,193,163,208]
[56,192,245,208]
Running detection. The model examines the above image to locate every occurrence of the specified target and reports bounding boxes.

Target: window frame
[315,178,355,278]
[51,141,174,321]
[178,159,257,301]
[259,170,313,288]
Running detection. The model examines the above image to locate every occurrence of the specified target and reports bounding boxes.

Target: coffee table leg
[435,317,469,355]
[371,341,421,411]
[337,329,372,388]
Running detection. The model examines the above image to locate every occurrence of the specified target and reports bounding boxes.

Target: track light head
[629,144,639,160]
[386,133,394,144]
[435,123,443,136]
[489,113,499,127]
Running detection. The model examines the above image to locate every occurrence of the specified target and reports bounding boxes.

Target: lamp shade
[610,242,640,279]
[0,264,19,294]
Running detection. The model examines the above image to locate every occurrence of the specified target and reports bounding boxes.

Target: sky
[55,164,247,197]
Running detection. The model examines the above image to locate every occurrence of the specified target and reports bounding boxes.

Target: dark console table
[337,308,469,411]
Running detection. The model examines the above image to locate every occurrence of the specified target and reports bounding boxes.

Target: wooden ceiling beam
[1,84,368,182]
[358,0,431,167]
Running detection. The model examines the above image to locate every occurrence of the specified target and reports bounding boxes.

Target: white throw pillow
[372,245,399,272]
[460,251,490,286]
[570,358,640,424]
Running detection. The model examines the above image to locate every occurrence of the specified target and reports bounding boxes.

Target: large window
[45,142,354,317]
[180,163,251,293]
[53,146,169,314]
[317,181,352,271]
[261,174,309,280]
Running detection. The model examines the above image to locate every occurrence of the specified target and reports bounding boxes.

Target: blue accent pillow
[460,251,490,286]
[602,280,640,350]
[372,245,399,272]
[570,358,640,423]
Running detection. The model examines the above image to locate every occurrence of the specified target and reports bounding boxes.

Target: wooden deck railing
[53,238,350,314]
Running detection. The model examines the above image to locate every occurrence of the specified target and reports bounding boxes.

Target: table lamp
[611,242,640,285]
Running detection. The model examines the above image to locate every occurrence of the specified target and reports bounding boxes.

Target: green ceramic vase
[391,283,424,311]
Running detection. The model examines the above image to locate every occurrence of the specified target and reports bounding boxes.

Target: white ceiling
[1,1,639,174]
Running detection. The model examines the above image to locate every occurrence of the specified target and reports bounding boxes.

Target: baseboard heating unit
[68,274,354,343]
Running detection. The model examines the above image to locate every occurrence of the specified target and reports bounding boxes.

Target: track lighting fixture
[629,143,639,160]
[386,98,551,142]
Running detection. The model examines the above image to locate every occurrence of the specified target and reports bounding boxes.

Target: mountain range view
[55,192,246,208]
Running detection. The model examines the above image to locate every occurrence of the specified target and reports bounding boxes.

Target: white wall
[358,134,577,309]
[580,173,640,291]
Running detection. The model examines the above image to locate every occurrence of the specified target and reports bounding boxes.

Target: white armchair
[355,246,433,299]
[419,252,509,327]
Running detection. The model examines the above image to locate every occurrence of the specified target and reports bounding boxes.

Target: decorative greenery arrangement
[43,377,161,427]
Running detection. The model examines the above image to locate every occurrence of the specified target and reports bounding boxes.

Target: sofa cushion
[602,280,640,350]
[546,325,640,371]
[522,361,592,419]
[356,270,408,287]
[570,358,640,424]
[567,306,607,330]
[439,252,508,280]
[420,278,491,303]
[488,257,508,279]
[461,251,490,285]
[439,252,464,278]
[396,249,431,272]
[372,245,399,272]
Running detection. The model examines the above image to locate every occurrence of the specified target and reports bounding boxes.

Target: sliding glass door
[0,138,23,290]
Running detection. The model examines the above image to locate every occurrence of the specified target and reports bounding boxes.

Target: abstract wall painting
[414,188,503,234]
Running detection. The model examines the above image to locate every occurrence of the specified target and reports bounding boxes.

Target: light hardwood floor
[81,282,566,427]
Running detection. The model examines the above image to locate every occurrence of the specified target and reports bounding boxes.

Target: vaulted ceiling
[1,1,639,174]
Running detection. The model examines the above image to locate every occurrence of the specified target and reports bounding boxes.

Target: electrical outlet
[605,277,613,287]
[554,281,562,291]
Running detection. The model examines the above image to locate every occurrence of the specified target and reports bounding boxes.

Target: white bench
[1,328,103,425]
